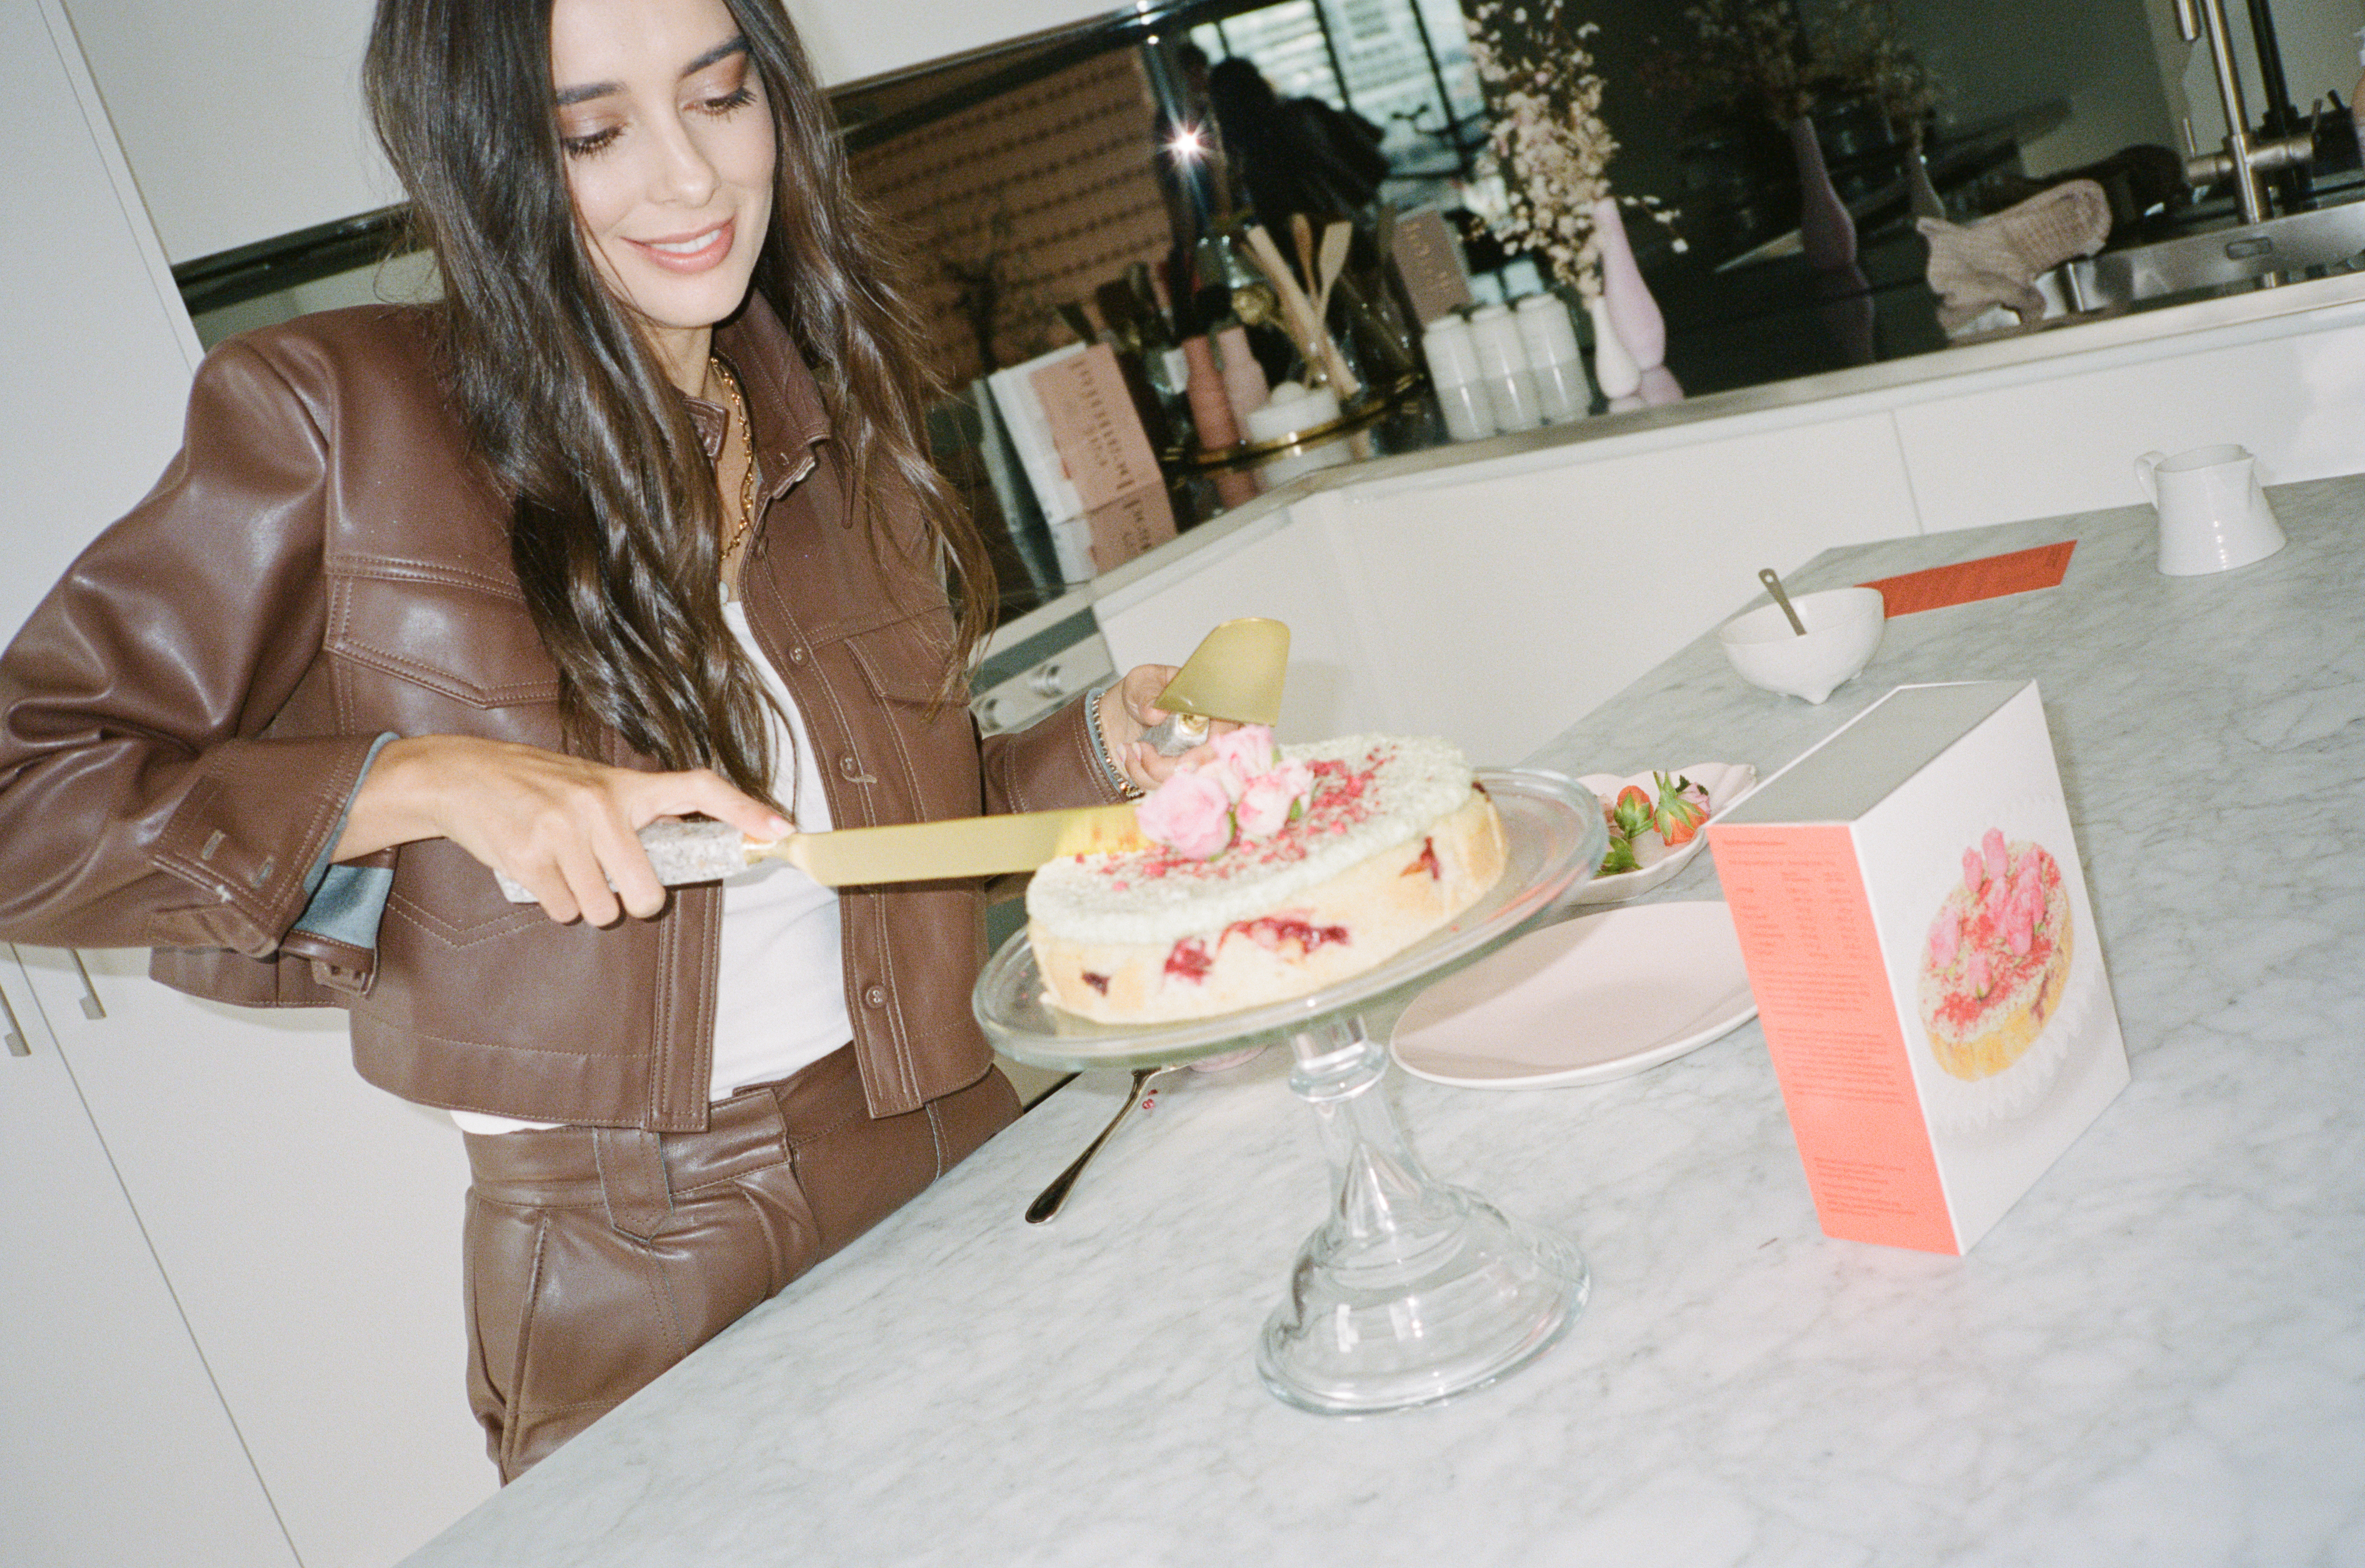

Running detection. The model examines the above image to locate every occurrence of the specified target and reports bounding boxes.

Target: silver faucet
[2176,0,2312,222]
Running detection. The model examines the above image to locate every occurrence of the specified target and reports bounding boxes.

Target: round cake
[1027,734,1505,1023]
[1917,830,2073,1081]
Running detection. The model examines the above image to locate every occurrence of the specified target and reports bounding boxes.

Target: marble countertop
[409,479,2365,1567]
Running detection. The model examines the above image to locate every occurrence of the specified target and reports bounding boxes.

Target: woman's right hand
[333,735,791,926]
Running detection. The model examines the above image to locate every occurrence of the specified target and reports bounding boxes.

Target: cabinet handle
[68,949,106,1019]
[1,981,29,1056]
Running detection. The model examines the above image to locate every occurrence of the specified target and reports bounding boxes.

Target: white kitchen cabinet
[15,949,496,1568]
[0,946,299,1568]
[1095,411,1917,767]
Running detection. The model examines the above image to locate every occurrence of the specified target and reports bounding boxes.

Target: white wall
[1886,0,2175,176]
[58,0,397,264]
[56,0,1129,265]
[786,0,1121,87]
[2147,0,2365,147]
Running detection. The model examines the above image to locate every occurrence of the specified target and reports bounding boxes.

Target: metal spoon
[1025,1065,1162,1223]
[1759,567,1809,636]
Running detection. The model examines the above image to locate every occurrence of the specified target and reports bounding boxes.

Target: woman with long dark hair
[0,0,1193,1480]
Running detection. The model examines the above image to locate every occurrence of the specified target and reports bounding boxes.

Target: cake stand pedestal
[976,770,1606,1414]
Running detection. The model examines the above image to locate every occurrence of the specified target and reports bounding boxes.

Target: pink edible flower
[1210,724,1280,779]
[1965,950,1991,998]
[1962,847,1984,894]
[1982,829,2009,885]
[1202,760,1249,803]
[1235,774,1301,839]
[1136,768,1235,858]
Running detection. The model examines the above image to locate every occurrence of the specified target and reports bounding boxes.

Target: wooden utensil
[1313,221,1352,336]
[1243,224,1361,400]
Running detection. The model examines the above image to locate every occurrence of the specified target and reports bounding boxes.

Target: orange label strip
[1707,822,1957,1254]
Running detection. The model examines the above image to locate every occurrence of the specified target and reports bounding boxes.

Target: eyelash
[560,85,757,160]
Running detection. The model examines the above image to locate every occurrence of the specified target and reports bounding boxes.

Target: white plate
[1569,761,1757,906]
[1389,901,1758,1088]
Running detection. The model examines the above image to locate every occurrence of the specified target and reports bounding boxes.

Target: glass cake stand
[975,769,1607,1414]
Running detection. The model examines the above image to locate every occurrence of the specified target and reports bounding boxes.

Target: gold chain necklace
[712,356,759,567]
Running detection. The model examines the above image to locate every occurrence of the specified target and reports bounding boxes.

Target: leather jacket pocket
[838,606,963,708]
[327,571,563,726]
[838,609,978,822]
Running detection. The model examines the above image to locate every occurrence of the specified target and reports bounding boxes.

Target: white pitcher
[2134,444,2287,576]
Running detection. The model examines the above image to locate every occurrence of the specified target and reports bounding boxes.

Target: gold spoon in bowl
[1759,567,1810,636]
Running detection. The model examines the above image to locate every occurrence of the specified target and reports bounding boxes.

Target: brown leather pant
[459,1045,1018,1481]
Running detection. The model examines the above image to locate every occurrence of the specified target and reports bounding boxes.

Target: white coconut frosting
[1026,735,1478,945]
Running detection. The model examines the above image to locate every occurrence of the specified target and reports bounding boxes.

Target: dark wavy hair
[363,0,991,803]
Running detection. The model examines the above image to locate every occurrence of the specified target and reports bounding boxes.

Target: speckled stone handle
[494,819,756,902]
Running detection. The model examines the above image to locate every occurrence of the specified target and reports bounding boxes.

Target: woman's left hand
[1098,664,1235,795]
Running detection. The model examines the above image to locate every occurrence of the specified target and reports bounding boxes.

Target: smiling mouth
[631,219,734,271]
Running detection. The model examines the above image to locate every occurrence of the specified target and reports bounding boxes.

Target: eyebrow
[554,36,750,108]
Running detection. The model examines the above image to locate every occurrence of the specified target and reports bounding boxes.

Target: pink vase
[1591,198,1666,375]
[1904,132,1945,224]
[1787,116,1857,273]
[1586,295,1641,401]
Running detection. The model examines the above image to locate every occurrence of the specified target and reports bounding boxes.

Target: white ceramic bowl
[1717,586,1885,704]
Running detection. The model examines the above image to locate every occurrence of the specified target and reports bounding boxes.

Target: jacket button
[863,984,887,1008]
[787,645,807,664]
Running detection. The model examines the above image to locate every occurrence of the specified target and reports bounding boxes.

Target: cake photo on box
[1917,828,2075,1081]
[1027,730,1505,1023]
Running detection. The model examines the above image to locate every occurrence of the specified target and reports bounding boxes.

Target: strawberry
[1651,771,1711,846]
[1597,825,1639,876]
[1610,784,1655,841]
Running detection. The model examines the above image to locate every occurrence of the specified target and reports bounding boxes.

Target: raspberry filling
[1400,836,1441,880]
[1161,916,1351,983]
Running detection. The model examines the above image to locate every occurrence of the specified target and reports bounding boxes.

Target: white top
[451,604,850,1133]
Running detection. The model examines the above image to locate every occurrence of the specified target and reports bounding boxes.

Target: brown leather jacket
[0,297,1115,1130]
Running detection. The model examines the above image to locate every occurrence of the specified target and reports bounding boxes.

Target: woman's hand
[333,735,792,926]
[1096,665,1238,795]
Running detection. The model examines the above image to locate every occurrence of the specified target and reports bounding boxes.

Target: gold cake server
[494,803,1147,900]
[1139,616,1290,755]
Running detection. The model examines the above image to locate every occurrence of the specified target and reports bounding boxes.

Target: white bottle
[1466,302,1542,433]
[1421,314,1496,442]
[1514,293,1589,422]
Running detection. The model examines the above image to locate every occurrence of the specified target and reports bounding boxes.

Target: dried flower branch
[1467,0,1679,299]
[1818,0,1940,133]
[1650,0,1937,134]
[1677,0,1817,124]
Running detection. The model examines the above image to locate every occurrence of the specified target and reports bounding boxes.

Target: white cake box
[1704,681,2129,1254]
